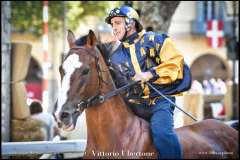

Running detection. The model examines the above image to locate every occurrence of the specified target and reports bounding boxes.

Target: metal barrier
[2,139,87,158]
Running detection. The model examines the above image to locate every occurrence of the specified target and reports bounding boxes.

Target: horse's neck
[85,51,137,147]
[85,96,135,136]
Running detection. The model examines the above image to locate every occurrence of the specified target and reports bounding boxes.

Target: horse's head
[54,30,101,131]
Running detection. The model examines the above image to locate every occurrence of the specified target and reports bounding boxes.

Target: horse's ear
[86,30,97,48]
[67,30,76,48]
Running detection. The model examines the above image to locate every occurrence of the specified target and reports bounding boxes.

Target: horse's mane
[75,35,88,46]
[75,34,113,67]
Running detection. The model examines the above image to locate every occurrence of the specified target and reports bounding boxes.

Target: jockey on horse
[105,5,189,159]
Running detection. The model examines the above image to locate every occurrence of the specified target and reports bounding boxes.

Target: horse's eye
[82,68,89,75]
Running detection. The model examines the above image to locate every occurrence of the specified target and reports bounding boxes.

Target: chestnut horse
[54,30,238,159]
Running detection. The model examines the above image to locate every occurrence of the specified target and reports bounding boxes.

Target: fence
[2,137,87,159]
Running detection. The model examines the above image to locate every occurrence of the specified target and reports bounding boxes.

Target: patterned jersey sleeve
[149,33,184,84]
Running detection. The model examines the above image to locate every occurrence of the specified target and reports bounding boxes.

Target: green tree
[11,1,120,37]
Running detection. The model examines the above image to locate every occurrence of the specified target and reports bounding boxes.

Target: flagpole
[42,0,49,112]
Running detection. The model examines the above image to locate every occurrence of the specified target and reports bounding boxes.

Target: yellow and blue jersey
[110,30,184,100]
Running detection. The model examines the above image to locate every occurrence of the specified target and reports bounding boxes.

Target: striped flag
[206,19,224,48]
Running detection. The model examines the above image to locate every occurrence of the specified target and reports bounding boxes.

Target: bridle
[67,46,104,111]
[67,46,138,113]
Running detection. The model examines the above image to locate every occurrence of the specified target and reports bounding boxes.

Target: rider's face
[110,17,126,41]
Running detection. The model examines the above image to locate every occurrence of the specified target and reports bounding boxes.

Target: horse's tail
[225,120,239,131]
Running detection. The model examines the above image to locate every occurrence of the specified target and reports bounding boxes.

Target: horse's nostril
[60,111,70,120]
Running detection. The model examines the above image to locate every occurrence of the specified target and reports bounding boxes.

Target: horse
[54,30,239,159]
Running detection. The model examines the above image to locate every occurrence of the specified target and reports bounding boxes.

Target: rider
[105,5,184,159]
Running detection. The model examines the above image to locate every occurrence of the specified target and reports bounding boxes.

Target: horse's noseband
[77,95,105,111]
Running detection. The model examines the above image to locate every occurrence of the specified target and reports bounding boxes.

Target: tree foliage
[11,1,180,37]
[11,1,119,37]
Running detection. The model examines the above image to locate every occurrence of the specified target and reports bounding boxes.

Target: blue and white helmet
[105,5,143,32]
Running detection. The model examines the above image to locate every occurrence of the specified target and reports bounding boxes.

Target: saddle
[124,97,153,122]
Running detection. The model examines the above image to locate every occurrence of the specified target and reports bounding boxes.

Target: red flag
[206,20,224,48]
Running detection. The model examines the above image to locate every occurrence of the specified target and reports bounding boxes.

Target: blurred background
[2,1,239,158]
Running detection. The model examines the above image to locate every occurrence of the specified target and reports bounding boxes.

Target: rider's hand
[132,71,153,83]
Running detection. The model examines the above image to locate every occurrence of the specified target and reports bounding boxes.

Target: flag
[206,20,224,48]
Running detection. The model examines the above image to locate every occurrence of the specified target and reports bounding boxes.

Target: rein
[67,45,198,122]
[76,80,139,111]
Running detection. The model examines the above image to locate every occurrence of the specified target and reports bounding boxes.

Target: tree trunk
[138,1,180,33]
